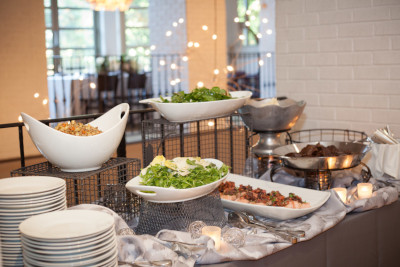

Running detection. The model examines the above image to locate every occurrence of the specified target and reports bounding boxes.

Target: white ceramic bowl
[140,91,252,122]
[21,103,130,172]
[125,158,229,203]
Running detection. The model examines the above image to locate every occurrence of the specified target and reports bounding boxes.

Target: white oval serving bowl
[125,158,229,203]
[21,103,130,172]
[140,91,252,122]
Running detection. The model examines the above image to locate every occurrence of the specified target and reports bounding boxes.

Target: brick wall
[276,0,400,135]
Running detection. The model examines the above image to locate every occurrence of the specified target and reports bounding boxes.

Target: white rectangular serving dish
[221,174,331,220]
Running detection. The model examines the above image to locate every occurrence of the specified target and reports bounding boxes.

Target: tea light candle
[202,226,221,250]
[357,183,373,199]
[333,187,347,203]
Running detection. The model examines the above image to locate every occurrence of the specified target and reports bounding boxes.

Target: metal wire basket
[135,189,227,235]
[286,128,367,144]
[141,114,251,175]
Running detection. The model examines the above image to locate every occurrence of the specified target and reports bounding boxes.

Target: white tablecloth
[47,72,133,118]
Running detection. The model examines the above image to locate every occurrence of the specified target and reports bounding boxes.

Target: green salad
[160,87,232,103]
[140,156,230,189]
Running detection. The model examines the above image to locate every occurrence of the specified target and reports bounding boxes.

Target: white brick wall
[276,0,400,135]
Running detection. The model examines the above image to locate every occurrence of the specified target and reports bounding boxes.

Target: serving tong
[228,211,303,244]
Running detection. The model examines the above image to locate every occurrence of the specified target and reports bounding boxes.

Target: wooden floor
[0,142,143,179]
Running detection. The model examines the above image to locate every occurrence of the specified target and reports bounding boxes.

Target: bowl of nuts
[21,103,130,172]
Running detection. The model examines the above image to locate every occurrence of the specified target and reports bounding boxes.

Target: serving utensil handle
[251,221,297,244]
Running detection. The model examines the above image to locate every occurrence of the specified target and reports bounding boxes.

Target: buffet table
[200,200,400,267]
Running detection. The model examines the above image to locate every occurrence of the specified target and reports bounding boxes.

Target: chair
[84,73,119,114]
[127,72,147,106]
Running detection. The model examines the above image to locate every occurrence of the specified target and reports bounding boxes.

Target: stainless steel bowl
[272,141,371,171]
[238,98,306,132]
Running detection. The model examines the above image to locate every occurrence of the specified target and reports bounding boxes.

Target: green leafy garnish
[140,159,230,189]
[161,87,232,103]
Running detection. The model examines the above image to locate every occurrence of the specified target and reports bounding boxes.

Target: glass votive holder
[222,227,245,248]
[202,226,221,250]
[188,220,206,239]
[333,187,347,203]
[357,183,373,199]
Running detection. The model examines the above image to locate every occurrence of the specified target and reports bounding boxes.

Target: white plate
[221,174,331,220]
[0,194,66,210]
[19,210,114,241]
[23,246,118,267]
[20,227,115,248]
[22,239,116,261]
[22,232,115,255]
[140,91,252,122]
[0,203,66,222]
[0,176,65,196]
[0,201,66,218]
[0,188,66,203]
[126,159,229,203]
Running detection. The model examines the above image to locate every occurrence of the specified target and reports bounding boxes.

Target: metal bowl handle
[359,162,372,183]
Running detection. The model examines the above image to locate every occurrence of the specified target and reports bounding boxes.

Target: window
[237,0,261,46]
[124,0,150,72]
[44,0,97,74]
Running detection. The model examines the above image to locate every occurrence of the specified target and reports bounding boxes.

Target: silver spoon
[228,212,297,244]
[241,211,306,238]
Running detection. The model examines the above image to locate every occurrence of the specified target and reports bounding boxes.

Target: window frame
[45,0,98,74]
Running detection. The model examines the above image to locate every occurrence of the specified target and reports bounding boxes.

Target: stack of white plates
[19,210,118,267]
[0,176,66,266]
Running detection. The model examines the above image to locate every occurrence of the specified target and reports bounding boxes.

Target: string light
[234,17,239,23]
[172,22,178,27]
[34,93,39,98]
[170,80,176,86]
[145,50,150,56]
[250,15,256,21]
[213,69,219,75]
[150,45,156,50]
[266,29,273,35]
[245,21,250,27]
[208,121,215,127]
[227,65,234,72]
[159,60,166,66]
[182,56,188,61]
[246,10,251,15]
[90,82,96,89]
[266,52,272,58]
[194,42,200,48]
[165,31,172,37]
[79,75,84,81]
[18,116,22,122]
[202,25,208,31]
[239,34,245,40]
[262,18,268,23]
[257,33,262,39]
[178,18,184,23]
[259,59,264,66]
[212,34,217,40]
[175,78,181,83]
[187,41,194,47]
[197,81,204,87]
[42,99,48,105]
[170,63,177,70]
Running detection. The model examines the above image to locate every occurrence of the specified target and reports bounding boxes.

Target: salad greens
[160,87,232,103]
[140,157,230,189]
